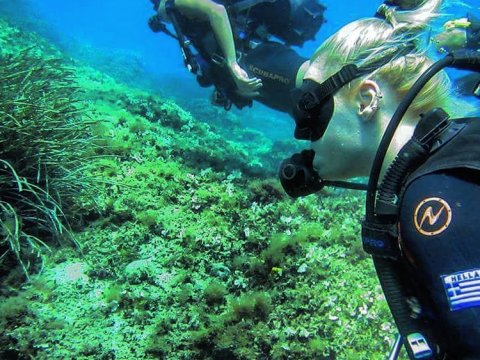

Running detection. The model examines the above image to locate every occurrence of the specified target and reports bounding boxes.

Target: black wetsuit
[399,118,480,359]
[241,42,307,113]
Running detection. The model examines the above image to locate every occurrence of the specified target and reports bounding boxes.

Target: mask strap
[294,43,415,141]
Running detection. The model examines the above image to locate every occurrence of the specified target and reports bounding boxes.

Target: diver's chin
[315,159,367,181]
[314,165,351,182]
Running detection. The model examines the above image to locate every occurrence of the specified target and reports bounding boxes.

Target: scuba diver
[147,0,417,114]
[432,11,480,98]
[278,0,480,358]
[147,0,326,112]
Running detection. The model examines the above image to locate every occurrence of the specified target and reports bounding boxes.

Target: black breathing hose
[323,180,368,191]
[365,55,454,221]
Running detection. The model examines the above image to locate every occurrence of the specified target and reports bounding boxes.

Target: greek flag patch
[442,268,480,311]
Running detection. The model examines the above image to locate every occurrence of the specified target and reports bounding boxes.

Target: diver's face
[433,29,466,54]
[311,90,380,180]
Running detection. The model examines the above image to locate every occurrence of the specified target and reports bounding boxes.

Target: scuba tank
[227,0,326,47]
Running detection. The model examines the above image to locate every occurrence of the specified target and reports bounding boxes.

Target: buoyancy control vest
[226,0,326,47]
[405,117,480,187]
[398,117,480,359]
[362,50,480,359]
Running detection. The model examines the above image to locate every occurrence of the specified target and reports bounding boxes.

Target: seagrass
[0,49,96,279]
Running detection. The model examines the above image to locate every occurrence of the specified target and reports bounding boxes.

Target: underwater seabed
[0,18,400,360]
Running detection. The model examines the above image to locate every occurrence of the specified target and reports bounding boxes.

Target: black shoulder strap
[163,0,199,74]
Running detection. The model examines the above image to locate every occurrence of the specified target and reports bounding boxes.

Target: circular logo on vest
[413,197,452,236]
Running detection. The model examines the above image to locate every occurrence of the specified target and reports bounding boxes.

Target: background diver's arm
[174,0,262,97]
[443,18,470,31]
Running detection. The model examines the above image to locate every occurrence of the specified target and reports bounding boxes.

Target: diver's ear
[357,80,382,122]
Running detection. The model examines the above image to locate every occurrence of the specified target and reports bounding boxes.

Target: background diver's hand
[228,61,262,98]
[443,18,471,31]
[148,14,166,33]
[432,27,467,54]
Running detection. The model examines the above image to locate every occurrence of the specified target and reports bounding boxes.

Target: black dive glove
[148,14,167,33]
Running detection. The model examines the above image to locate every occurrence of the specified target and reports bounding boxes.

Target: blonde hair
[307,0,451,115]
[377,0,442,28]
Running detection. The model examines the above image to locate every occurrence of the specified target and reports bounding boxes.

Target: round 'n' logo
[413,197,452,236]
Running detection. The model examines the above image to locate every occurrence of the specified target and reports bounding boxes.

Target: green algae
[0,18,403,360]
